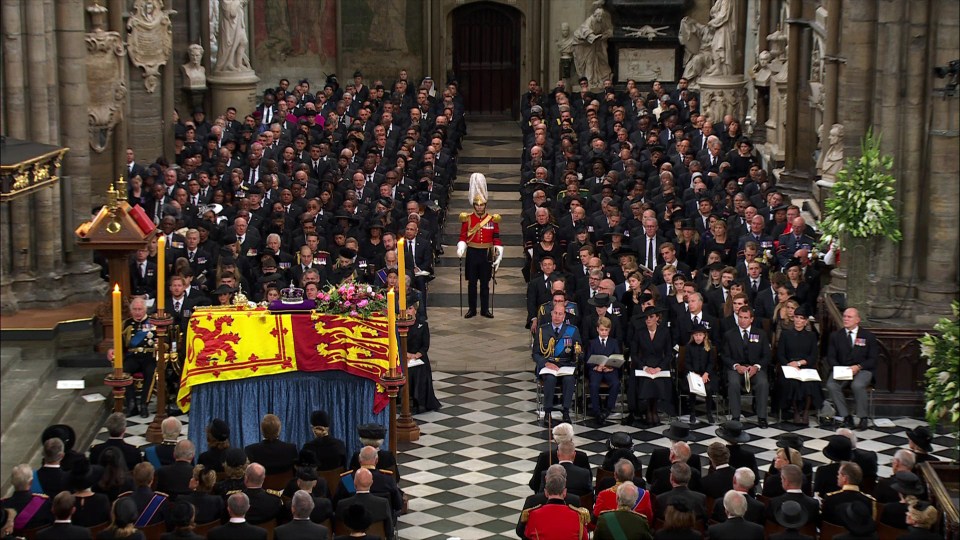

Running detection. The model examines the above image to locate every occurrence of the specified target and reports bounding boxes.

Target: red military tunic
[522,499,590,539]
[459,211,502,248]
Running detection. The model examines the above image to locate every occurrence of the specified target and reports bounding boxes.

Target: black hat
[611,247,639,260]
[358,423,386,440]
[296,465,318,482]
[891,471,925,496]
[224,447,247,468]
[588,293,611,308]
[113,497,139,528]
[192,106,205,115]
[169,500,195,528]
[247,186,262,195]
[608,432,634,450]
[648,144,665,154]
[296,449,318,467]
[604,227,627,240]
[213,284,237,295]
[783,257,802,270]
[793,304,811,318]
[342,503,372,532]
[335,211,360,224]
[578,76,589,84]
[209,418,230,442]
[839,501,876,536]
[664,420,692,441]
[311,410,330,428]
[774,500,809,529]
[640,305,667,318]
[906,426,934,452]
[339,247,357,259]
[716,420,751,443]
[222,233,239,245]
[823,434,853,462]
[680,219,697,231]
[220,255,237,267]
[776,433,805,453]
[68,457,98,491]
[771,204,789,213]
[690,323,709,335]
[42,424,77,451]
[706,261,725,272]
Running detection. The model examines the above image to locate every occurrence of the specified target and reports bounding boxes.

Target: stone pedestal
[183,87,207,115]
[207,71,259,119]
[698,75,748,122]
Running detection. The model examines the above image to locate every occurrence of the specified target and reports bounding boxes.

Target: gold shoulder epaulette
[520,504,541,522]
[225,489,242,496]
[340,470,354,478]
[493,214,501,223]
[460,212,469,222]
[574,505,591,523]
[155,491,169,497]
[266,489,283,497]
[378,469,394,475]
[117,491,133,498]
[863,493,876,500]
[32,493,49,498]
[826,489,842,496]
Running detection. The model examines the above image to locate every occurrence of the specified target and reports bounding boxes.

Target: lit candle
[156,235,166,313]
[387,288,397,373]
[396,238,407,312]
[112,284,123,370]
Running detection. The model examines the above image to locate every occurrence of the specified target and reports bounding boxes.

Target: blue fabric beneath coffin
[188,370,390,460]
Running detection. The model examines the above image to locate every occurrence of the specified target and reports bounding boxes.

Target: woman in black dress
[776,305,823,425]
[197,418,230,472]
[654,502,703,540]
[160,501,205,540]
[699,220,736,267]
[94,447,134,502]
[531,225,563,277]
[761,446,804,498]
[178,466,223,525]
[675,220,701,270]
[631,306,674,426]
[684,324,717,424]
[405,303,441,413]
[95,498,144,540]
[70,458,112,527]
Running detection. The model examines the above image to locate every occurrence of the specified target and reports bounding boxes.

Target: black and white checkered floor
[97,370,956,540]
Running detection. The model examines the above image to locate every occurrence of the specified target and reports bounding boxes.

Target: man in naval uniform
[121,297,157,418]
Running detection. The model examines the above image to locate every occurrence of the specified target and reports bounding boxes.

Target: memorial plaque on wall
[617,48,676,82]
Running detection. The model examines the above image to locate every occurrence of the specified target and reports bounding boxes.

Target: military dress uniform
[521,498,590,539]
[122,315,158,416]
[459,209,501,317]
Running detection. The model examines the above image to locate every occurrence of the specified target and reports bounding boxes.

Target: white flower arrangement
[818,128,902,249]
[919,301,959,451]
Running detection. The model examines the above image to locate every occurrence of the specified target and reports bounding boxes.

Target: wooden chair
[596,467,615,488]
[320,518,333,540]
[876,521,904,540]
[193,519,221,537]
[318,467,345,498]
[18,526,49,540]
[254,518,277,540]
[263,469,294,491]
[579,493,595,512]
[88,522,110,537]
[819,520,847,538]
[139,521,168,540]
[333,518,389,537]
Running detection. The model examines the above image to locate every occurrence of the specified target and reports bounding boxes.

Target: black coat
[36,466,70,498]
[89,439,143,471]
[244,439,299,475]
[242,487,283,525]
[274,519,330,540]
[207,522,268,540]
[301,436,347,471]
[529,450,591,492]
[335,493,393,539]
[646,448,704,485]
[708,517,764,540]
[36,523,92,540]
[156,461,195,498]
[700,466,735,500]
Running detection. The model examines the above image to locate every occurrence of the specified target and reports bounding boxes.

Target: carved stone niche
[606,0,691,85]
[86,3,127,154]
[126,0,174,93]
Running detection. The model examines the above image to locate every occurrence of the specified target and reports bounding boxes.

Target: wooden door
[452,2,521,117]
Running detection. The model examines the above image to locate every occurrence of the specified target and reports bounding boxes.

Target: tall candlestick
[156,235,166,313]
[387,288,398,373]
[112,284,123,370]
[396,239,407,312]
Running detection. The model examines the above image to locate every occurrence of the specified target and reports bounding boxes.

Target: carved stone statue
[213,0,252,73]
[752,50,773,87]
[126,0,173,93]
[556,22,575,59]
[705,0,737,77]
[86,2,126,153]
[817,123,845,184]
[679,16,712,89]
[181,44,206,89]
[572,0,613,89]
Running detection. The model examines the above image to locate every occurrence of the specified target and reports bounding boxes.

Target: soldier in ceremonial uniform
[336,446,402,519]
[520,470,590,539]
[121,297,157,418]
[347,424,399,480]
[821,461,876,525]
[457,172,503,318]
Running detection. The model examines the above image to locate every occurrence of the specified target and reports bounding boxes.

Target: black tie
[694,315,700,326]
[188,252,195,262]
[554,327,561,339]
[752,280,759,292]
[174,300,182,313]
[601,339,606,348]
[648,239,655,269]
[848,330,854,348]
[667,285,673,296]
[743,329,750,343]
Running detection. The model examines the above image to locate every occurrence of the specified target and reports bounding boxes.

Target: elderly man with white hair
[528,423,590,493]
[0,464,54,530]
[708,490,765,540]
[273,490,329,540]
[710,467,765,524]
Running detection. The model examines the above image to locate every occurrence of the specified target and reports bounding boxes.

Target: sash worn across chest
[467,214,493,238]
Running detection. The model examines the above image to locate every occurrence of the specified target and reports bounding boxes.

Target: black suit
[89,439,142,470]
[721,324,772,420]
[821,487,876,524]
[710,493,765,524]
[700,466,735,500]
[708,517,764,540]
[529,450,591,493]
[655,486,707,523]
[726,444,759,477]
[335,493,393,539]
[274,519,330,540]
[36,466,70,498]
[244,439,299,475]
[650,465,702,496]
[36,522,92,540]
[1,491,53,529]
[556,462,593,497]
[130,260,159,297]
[207,521,268,540]
[242,487,283,524]
[156,461,195,498]
[645,448,704,485]
[767,490,821,525]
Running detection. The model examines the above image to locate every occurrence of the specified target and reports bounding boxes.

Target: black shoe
[843,415,855,428]
[731,415,741,422]
[621,414,635,426]
[857,418,869,431]
[138,400,149,418]
[758,418,769,428]
[464,310,477,319]
[706,411,715,424]
[689,414,698,425]
[481,311,494,318]
[600,410,610,423]
[561,412,572,424]
[540,413,552,427]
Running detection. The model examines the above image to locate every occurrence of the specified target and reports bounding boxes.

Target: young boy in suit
[587,317,622,423]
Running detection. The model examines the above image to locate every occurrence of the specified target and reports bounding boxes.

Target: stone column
[821,0,841,141]
[698,0,749,123]
[2,0,32,279]
[783,0,802,171]
[44,0,60,144]
[109,0,129,179]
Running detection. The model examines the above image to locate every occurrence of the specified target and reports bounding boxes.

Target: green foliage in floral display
[819,128,902,248]
[920,301,959,448]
